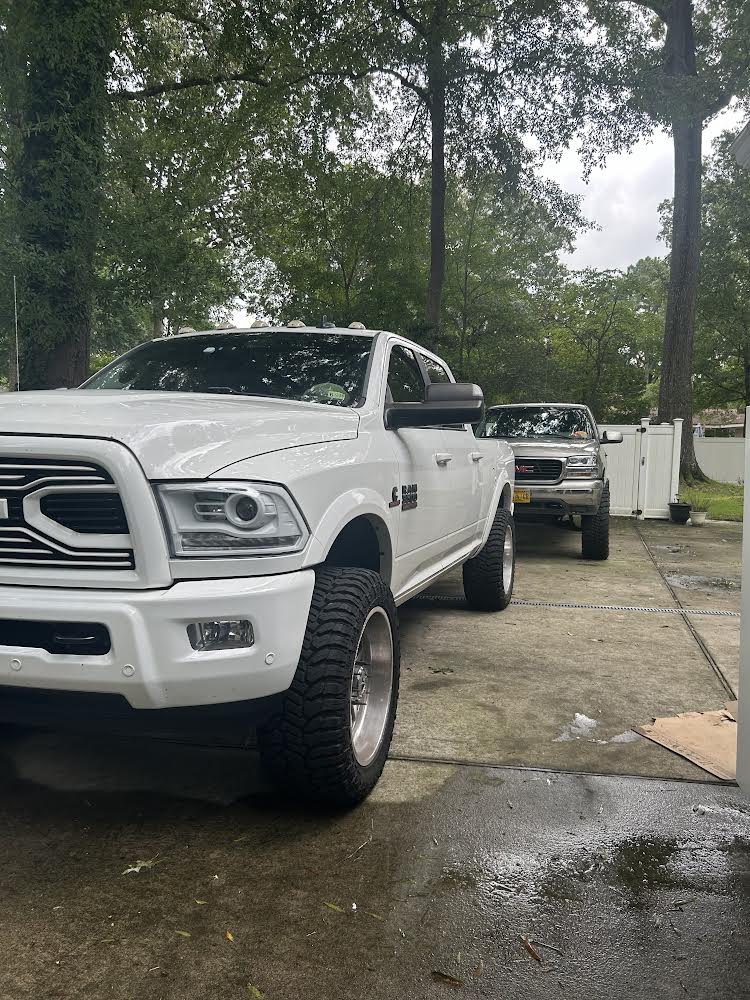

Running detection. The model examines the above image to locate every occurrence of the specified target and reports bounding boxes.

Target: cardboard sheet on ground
[635,702,738,781]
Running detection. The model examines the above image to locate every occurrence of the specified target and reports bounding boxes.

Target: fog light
[187,619,254,651]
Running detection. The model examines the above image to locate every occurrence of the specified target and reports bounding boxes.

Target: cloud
[543,108,747,272]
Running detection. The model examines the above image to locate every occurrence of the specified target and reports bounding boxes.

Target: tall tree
[0,0,367,386]
[693,129,750,425]
[1,0,121,387]
[358,0,645,346]
[593,0,750,475]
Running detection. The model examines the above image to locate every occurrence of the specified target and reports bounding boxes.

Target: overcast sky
[543,106,746,272]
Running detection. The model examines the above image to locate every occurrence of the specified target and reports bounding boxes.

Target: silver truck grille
[0,459,134,570]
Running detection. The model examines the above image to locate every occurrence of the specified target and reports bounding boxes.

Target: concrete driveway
[1,518,748,999]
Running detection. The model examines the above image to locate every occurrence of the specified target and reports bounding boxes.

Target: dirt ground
[1,517,747,999]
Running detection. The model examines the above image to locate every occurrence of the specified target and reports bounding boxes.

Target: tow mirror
[385,383,484,429]
[602,430,623,444]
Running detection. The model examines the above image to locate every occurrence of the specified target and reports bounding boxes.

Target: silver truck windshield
[83,331,374,407]
[481,406,594,440]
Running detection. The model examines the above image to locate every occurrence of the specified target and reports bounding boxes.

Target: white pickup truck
[0,325,515,803]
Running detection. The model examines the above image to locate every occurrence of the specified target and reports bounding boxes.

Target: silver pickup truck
[477,403,622,561]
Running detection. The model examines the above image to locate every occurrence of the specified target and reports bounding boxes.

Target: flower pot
[669,501,691,525]
[690,510,707,526]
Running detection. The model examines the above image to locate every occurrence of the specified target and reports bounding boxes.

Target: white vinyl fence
[695,438,745,484]
[600,418,683,519]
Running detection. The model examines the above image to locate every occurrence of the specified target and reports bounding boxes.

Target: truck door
[385,343,454,593]
[419,352,484,556]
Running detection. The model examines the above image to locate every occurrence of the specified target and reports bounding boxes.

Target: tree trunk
[657,116,703,479]
[424,0,447,349]
[7,0,117,389]
[152,298,165,339]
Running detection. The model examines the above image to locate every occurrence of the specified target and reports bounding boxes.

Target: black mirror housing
[385,383,484,429]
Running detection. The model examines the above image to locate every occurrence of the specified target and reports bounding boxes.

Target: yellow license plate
[513,488,532,504]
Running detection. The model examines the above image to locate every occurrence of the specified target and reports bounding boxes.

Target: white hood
[0,390,359,479]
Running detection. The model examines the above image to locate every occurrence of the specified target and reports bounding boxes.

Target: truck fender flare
[301,489,394,582]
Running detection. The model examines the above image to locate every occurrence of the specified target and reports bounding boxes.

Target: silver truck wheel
[462,506,515,612]
[257,567,400,805]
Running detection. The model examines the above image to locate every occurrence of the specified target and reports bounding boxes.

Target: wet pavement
[2,741,749,999]
[1,517,748,998]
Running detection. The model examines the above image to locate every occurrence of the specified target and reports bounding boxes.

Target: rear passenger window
[387,345,425,403]
[422,356,451,384]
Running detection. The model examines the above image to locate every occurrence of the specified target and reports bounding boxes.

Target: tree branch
[393,0,428,39]
[111,69,270,101]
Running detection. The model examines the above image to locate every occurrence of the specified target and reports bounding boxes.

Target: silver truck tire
[257,567,400,805]
[462,506,515,611]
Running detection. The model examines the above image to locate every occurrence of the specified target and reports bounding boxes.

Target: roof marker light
[287,319,306,328]
[348,322,366,330]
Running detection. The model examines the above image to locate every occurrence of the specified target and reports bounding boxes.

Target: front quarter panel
[202,431,398,577]
[473,437,514,551]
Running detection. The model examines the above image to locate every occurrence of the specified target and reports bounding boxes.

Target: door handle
[435,453,453,466]
[469,451,483,462]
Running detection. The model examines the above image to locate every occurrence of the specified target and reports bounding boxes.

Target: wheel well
[324,515,393,585]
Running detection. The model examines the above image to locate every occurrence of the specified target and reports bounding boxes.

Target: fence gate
[600,418,683,519]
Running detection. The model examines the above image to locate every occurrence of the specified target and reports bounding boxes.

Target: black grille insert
[41,493,129,534]
[514,459,563,483]
[0,457,134,570]
[0,619,111,655]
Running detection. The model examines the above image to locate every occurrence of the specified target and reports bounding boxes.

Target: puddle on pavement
[440,831,750,917]
[665,573,740,592]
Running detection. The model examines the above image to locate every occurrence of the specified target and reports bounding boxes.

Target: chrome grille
[0,459,134,570]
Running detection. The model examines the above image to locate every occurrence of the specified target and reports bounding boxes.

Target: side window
[422,355,451,384]
[387,345,426,403]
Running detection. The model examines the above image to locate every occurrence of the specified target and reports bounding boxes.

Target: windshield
[480,406,594,440]
[83,331,374,407]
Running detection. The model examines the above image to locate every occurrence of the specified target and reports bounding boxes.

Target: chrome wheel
[502,524,514,593]
[350,607,394,767]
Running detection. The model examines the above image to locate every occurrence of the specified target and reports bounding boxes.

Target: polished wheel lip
[502,523,514,593]
[350,606,394,767]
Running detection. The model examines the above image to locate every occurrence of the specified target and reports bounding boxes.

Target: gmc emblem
[516,464,535,475]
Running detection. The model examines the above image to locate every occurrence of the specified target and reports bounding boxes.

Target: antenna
[12,275,19,391]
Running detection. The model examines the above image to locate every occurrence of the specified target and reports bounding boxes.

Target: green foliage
[693,128,750,412]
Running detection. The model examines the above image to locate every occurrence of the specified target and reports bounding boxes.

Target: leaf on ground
[194,899,208,905]
[521,935,542,963]
[122,856,161,875]
[431,970,464,989]
[364,911,384,921]
[175,930,191,938]
[323,902,344,912]
[226,930,234,942]
[246,986,264,998]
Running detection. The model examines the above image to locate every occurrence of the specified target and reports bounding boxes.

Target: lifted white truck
[0,325,514,803]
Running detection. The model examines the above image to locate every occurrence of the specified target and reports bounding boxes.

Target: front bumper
[0,572,315,709]
[514,479,604,516]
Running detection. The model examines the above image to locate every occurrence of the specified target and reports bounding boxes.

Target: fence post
[636,417,651,519]
[671,419,684,501]
[738,408,750,796]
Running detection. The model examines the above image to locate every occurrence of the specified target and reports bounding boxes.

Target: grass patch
[681,480,744,522]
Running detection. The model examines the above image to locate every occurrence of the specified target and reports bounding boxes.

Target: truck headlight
[156,482,309,557]
[566,456,597,478]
